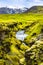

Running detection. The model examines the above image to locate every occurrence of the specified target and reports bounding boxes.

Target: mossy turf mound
[25,40,43,65]
[0,14,43,65]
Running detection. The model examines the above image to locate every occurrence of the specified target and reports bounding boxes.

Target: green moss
[0,13,43,65]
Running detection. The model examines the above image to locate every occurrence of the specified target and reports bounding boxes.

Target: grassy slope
[0,13,43,22]
[0,13,43,65]
[25,6,43,13]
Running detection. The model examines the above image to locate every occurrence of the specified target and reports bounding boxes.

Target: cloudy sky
[0,0,43,8]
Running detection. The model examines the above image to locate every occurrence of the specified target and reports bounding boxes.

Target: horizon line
[0,5,43,9]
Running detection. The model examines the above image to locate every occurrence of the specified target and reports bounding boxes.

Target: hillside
[0,11,43,65]
[25,6,43,13]
[0,6,43,14]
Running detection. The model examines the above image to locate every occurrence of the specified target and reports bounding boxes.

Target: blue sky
[0,0,43,8]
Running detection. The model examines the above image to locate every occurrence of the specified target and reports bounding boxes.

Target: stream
[16,30,28,41]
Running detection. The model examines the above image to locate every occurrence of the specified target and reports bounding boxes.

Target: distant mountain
[0,6,43,14]
[25,6,43,13]
[0,7,28,14]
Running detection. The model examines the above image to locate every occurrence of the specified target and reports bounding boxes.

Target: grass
[0,13,43,23]
[0,13,43,65]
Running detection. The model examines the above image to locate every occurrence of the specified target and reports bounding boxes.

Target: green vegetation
[0,13,43,65]
[26,6,43,13]
[0,13,43,23]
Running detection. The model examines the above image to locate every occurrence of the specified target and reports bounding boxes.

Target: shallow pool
[16,30,28,41]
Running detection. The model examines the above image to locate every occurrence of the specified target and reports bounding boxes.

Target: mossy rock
[25,41,43,65]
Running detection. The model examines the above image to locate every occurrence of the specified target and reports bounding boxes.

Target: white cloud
[34,0,43,2]
[0,0,43,8]
[7,6,16,8]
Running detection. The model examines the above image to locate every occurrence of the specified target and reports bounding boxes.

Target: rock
[25,41,43,65]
